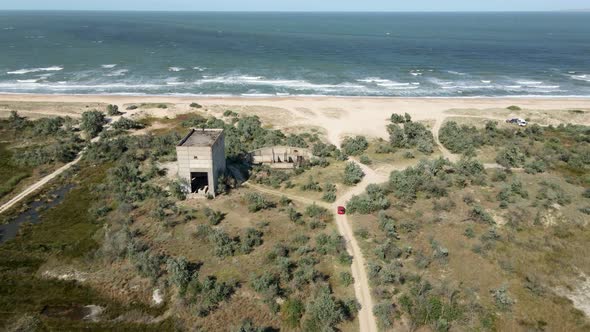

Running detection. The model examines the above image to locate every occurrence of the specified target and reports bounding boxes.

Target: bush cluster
[340,136,368,156]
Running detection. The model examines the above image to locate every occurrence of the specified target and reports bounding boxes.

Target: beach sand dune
[1,94,589,145]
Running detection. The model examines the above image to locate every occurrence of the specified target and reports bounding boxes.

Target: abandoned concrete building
[176,128,226,197]
[250,146,312,169]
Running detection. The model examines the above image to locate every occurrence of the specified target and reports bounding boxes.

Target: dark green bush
[245,193,276,212]
[341,136,369,156]
[343,162,365,185]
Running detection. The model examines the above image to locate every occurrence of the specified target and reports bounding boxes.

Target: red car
[337,206,346,215]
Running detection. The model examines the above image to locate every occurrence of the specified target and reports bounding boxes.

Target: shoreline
[2,92,590,101]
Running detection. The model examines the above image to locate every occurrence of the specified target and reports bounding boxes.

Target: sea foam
[7,66,63,75]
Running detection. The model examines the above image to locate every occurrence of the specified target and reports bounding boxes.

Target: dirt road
[334,161,387,332]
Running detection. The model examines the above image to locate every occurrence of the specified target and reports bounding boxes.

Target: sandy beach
[1,94,590,146]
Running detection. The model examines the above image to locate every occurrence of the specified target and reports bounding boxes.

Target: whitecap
[481,80,491,84]
[571,74,590,82]
[516,80,543,85]
[17,79,38,83]
[447,71,466,76]
[104,69,128,77]
[7,66,63,75]
[168,67,185,72]
[101,64,117,69]
[193,67,206,72]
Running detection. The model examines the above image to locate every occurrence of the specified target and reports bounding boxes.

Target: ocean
[0,11,589,97]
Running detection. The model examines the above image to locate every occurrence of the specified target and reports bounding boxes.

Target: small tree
[341,136,369,156]
[303,287,345,331]
[166,256,191,292]
[343,162,365,186]
[81,110,106,138]
[106,104,122,116]
[496,147,526,168]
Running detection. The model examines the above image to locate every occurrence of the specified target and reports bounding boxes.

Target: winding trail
[333,161,386,332]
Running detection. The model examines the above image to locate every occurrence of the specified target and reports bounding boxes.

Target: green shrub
[231,319,266,332]
[208,229,238,258]
[359,155,372,165]
[167,256,191,291]
[245,193,276,212]
[490,285,514,310]
[373,303,395,329]
[398,280,463,330]
[343,162,365,185]
[204,208,225,225]
[190,102,203,108]
[301,175,322,192]
[507,105,521,111]
[111,117,145,130]
[469,206,495,224]
[186,275,235,316]
[496,147,526,168]
[341,136,369,156]
[339,272,354,287]
[322,183,337,203]
[439,121,484,154]
[346,184,390,214]
[170,180,188,200]
[81,110,106,138]
[106,104,122,116]
[524,159,546,174]
[537,181,571,206]
[390,113,405,124]
[388,121,434,154]
[312,141,338,157]
[240,228,263,254]
[126,105,138,110]
[281,298,305,328]
[303,287,345,332]
[305,203,332,222]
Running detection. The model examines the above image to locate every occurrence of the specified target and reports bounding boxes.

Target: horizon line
[0,9,589,13]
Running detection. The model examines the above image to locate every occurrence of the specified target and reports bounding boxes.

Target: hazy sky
[0,0,587,11]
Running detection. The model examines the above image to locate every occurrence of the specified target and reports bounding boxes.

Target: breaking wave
[7,66,63,75]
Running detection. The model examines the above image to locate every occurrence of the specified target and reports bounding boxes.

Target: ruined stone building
[249,146,312,169]
[176,128,226,197]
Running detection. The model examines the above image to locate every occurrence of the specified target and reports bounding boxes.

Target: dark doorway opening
[190,172,209,193]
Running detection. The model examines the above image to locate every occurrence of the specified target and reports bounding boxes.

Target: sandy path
[334,161,387,332]
[0,154,83,214]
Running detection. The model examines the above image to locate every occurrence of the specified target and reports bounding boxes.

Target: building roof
[178,128,223,147]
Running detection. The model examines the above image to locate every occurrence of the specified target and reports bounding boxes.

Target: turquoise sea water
[0,11,589,97]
